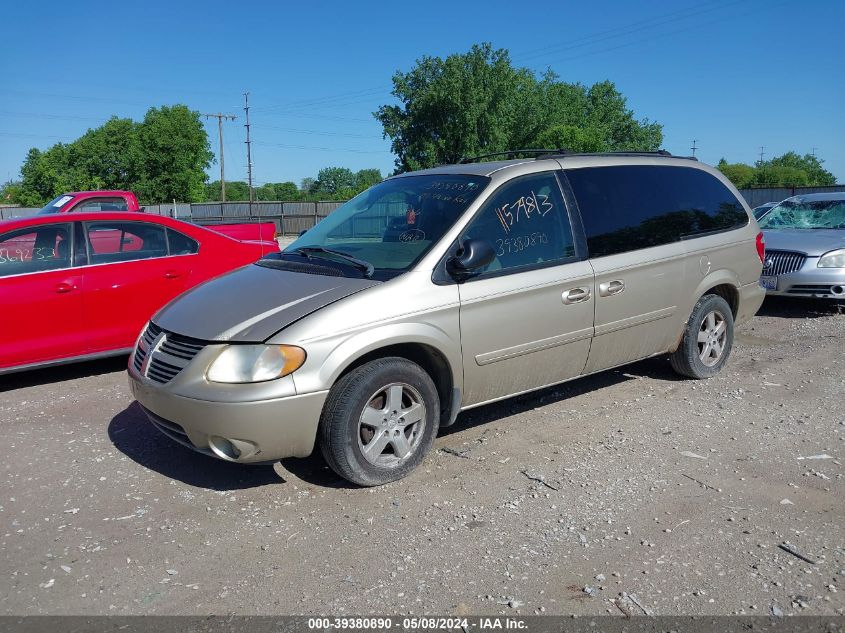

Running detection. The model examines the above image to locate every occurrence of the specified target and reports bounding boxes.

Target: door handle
[598,280,625,297]
[55,282,75,294]
[562,287,591,304]
[163,270,182,279]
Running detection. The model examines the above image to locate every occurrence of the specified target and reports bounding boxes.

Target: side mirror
[446,238,496,280]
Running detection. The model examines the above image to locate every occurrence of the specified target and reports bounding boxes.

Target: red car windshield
[37,194,76,215]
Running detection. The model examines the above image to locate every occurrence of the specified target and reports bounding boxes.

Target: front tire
[670,294,734,379]
[318,357,440,486]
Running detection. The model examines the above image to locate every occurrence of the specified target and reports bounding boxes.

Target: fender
[292,321,464,398]
[670,268,740,351]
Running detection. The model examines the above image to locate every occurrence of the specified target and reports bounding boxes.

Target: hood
[153,264,380,342]
[762,228,845,257]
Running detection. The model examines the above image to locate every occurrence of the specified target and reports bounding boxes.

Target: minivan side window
[565,165,748,258]
[461,172,575,275]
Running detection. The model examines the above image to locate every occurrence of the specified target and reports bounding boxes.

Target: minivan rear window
[565,165,748,258]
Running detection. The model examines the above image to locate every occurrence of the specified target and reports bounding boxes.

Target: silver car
[758,192,845,299]
[128,152,765,486]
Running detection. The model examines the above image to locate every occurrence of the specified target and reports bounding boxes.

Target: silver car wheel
[357,382,427,468]
[697,309,727,367]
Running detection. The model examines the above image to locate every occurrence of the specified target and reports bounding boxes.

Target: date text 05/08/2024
[306,616,527,630]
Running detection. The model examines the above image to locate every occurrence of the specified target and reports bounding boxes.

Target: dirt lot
[1,298,843,617]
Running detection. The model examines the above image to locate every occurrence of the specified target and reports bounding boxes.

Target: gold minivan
[128,152,766,485]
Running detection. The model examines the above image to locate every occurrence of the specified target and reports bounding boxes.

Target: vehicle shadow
[108,402,284,491]
[1,356,129,393]
[283,356,682,488]
[108,356,685,490]
[441,355,678,438]
[757,296,844,319]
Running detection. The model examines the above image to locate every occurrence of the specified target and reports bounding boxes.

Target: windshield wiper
[290,246,374,278]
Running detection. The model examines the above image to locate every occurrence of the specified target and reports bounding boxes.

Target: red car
[0,212,279,374]
[38,190,278,243]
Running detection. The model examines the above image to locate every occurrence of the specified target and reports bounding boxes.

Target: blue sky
[1,0,843,189]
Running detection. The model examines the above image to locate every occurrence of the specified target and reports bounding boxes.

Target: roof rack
[458,149,565,164]
[537,149,698,161]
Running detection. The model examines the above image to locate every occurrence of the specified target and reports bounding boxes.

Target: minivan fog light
[207,345,306,383]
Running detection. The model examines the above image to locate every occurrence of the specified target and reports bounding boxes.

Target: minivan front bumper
[128,371,328,463]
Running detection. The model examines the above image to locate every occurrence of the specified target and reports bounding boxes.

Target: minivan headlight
[207,345,306,383]
[818,249,845,268]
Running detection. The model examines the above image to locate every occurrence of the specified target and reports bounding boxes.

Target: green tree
[70,117,143,190]
[205,180,250,201]
[766,152,835,186]
[300,177,317,194]
[272,181,300,200]
[12,104,213,205]
[315,167,356,195]
[136,105,213,203]
[354,168,382,190]
[717,159,756,189]
[1,180,24,205]
[716,152,836,188]
[375,43,662,172]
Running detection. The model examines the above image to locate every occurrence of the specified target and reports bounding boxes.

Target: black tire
[670,294,735,379]
[318,357,440,486]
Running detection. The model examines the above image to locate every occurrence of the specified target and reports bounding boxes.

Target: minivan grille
[132,322,206,384]
[762,250,806,276]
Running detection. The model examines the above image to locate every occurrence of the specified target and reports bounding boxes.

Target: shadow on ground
[1,356,129,392]
[280,357,682,487]
[441,355,677,438]
[108,402,284,491]
[757,296,843,319]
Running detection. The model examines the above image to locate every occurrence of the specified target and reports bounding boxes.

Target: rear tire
[318,357,440,486]
[670,294,734,379]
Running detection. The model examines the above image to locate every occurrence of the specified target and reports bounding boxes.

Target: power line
[252,86,390,115]
[514,0,749,65]
[251,123,381,140]
[253,141,387,155]
[537,1,776,67]
[203,112,237,202]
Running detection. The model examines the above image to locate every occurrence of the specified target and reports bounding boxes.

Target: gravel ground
[1,298,843,616]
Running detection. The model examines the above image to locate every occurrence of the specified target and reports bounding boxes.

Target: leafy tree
[717,159,756,189]
[355,168,382,190]
[375,43,663,172]
[205,180,250,201]
[1,180,24,205]
[717,152,836,188]
[315,167,356,195]
[135,105,213,203]
[766,152,835,186]
[300,177,317,194]
[272,181,300,200]
[70,117,143,190]
[12,105,212,205]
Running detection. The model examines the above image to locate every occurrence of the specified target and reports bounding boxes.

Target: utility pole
[203,112,236,202]
[690,139,698,157]
[243,92,254,211]
[758,146,765,164]
[811,147,818,157]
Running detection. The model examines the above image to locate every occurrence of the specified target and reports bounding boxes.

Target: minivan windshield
[262,174,489,279]
[759,199,845,230]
